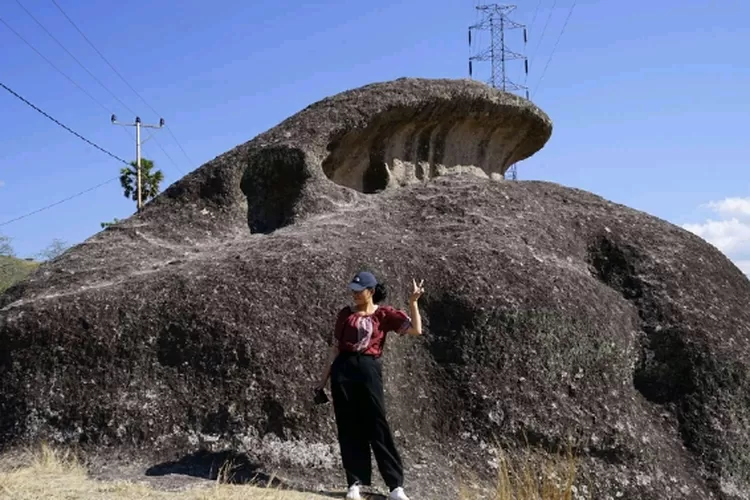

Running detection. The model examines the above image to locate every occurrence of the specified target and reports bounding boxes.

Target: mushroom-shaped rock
[238,78,551,233]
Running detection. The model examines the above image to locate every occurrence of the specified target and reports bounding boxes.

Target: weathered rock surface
[2,78,750,500]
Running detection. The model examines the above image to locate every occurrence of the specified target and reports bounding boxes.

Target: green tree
[100,217,122,229]
[0,233,14,257]
[37,238,69,261]
[119,158,164,206]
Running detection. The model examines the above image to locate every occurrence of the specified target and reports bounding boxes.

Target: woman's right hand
[313,386,329,404]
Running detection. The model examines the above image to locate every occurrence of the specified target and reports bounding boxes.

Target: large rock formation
[1,78,750,500]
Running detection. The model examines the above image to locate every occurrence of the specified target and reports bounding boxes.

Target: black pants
[331,352,404,490]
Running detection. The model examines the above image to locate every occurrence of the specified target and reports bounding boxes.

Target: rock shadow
[145,449,278,486]
[585,234,695,404]
[144,449,371,498]
[240,146,311,234]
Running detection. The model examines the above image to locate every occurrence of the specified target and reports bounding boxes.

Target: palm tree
[119,158,164,208]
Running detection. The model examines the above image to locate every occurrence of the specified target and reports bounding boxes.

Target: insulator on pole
[523,28,527,43]
[469,29,472,46]
[469,60,473,77]
[525,89,530,99]
[524,59,529,74]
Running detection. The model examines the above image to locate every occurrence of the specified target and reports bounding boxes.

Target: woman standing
[316,271,424,500]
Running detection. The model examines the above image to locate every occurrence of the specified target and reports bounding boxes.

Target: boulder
[1,78,749,500]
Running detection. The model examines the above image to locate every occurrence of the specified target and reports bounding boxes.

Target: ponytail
[372,283,387,304]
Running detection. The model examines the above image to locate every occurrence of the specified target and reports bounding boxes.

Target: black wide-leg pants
[330,352,404,490]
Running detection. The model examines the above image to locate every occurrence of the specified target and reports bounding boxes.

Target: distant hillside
[0,256,39,294]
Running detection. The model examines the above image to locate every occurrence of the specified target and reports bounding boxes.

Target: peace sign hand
[409,278,425,303]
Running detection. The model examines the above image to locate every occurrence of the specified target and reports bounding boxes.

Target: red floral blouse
[333,305,412,357]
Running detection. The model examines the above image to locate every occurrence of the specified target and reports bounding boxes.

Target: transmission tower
[468,3,529,180]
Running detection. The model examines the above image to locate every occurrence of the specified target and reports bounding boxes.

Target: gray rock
[1,78,749,500]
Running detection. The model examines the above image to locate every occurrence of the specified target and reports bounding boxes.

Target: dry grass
[458,442,585,500]
[0,443,585,499]
[0,444,329,500]
[492,448,579,500]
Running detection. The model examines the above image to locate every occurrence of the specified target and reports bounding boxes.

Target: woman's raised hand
[409,278,425,303]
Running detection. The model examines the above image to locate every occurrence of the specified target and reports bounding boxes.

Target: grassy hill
[0,255,39,294]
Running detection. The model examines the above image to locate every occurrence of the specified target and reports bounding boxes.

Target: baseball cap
[349,271,377,291]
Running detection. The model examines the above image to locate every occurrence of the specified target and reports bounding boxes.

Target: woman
[316,271,424,500]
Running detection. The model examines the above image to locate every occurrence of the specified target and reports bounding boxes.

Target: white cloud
[703,197,750,219]
[682,197,750,276]
[682,218,750,255]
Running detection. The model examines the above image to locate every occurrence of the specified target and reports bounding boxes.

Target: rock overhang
[239,78,552,233]
[319,92,552,192]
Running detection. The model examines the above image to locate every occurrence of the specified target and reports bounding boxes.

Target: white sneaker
[389,487,410,500]
[346,484,363,500]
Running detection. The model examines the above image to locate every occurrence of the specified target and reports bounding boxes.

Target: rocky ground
[0,446,341,499]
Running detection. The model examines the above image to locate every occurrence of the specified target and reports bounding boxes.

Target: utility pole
[111,115,165,211]
[469,3,529,180]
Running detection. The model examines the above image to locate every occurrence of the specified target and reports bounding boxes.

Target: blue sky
[0,0,748,274]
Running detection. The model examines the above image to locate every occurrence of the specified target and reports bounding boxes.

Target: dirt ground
[0,443,579,499]
[0,445,379,500]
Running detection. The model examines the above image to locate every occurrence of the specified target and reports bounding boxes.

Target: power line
[0,10,142,167]
[532,0,577,98]
[21,0,182,173]
[0,14,112,116]
[0,81,125,227]
[524,0,543,87]
[50,0,158,117]
[164,126,193,168]
[8,2,182,174]
[0,176,118,227]
[1,81,128,165]
[0,13,182,227]
[149,135,183,173]
[528,0,543,34]
[50,0,196,170]
[527,0,557,66]
[14,0,136,116]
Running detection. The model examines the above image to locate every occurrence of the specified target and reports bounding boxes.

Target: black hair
[371,283,387,304]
